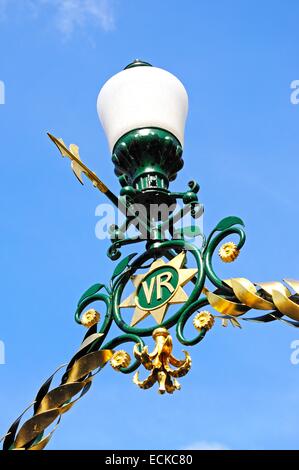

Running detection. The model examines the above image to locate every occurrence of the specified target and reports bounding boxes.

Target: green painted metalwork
[72,218,247,369]
[137,266,179,309]
[112,128,183,196]
[102,334,144,374]
[74,209,299,383]
[111,239,205,337]
[5,63,299,452]
[203,224,246,293]
[176,297,209,346]
[5,181,299,452]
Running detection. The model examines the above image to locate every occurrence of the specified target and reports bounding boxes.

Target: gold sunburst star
[119,252,198,327]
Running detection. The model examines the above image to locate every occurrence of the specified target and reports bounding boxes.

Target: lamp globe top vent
[124,59,153,69]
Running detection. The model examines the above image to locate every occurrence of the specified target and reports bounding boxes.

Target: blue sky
[1,0,299,450]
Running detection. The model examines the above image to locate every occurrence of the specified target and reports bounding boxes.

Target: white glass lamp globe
[97,61,188,153]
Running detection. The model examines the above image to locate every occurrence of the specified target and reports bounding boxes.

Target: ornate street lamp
[3,60,299,450]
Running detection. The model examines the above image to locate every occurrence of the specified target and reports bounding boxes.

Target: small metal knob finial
[124,59,152,69]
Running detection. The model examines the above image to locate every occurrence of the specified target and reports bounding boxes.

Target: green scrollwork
[102,334,145,374]
[111,239,205,337]
[203,219,246,294]
[75,292,113,348]
[176,297,209,346]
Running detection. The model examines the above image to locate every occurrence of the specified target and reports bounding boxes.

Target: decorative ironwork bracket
[3,135,298,451]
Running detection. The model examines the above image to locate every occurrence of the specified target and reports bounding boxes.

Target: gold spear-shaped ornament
[47,133,144,222]
[47,133,109,193]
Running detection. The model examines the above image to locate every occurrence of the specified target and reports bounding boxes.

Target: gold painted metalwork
[257,281,291,298]
[205,278,299,323]
[220,317,242,328]
[47,133,108,193]
[120,253,197,326]
[133,328,191,394]
[110,350,131,371]
[218,241,240,263]
[81,308,100,328]
[284,279,299,293]
[204,287,249,316]
[227,278,274,310]
[270,279,299,321]
[193,311,215,331]
[6,348,113,450]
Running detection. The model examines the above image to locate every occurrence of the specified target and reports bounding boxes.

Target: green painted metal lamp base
[112,128,184,205]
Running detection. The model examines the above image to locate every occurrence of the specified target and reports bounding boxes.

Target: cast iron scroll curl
[75,292,113,346]
[111,239,205,338]
[176,296,210,346]
[74,281,146,375]
[108,237,145,261]
[102,334,145,374]
[203,218,246,295]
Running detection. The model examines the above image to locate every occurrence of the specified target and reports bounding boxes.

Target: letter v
[142,277,155,304]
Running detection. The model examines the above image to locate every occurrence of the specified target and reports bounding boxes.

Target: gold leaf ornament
[218,242,240,263]
[110,350,131,371]
[133,328,191,394]
[81,309,100,328]
[193,311,215,331]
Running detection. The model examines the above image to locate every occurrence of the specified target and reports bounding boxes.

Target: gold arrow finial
[47,133,108,193]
